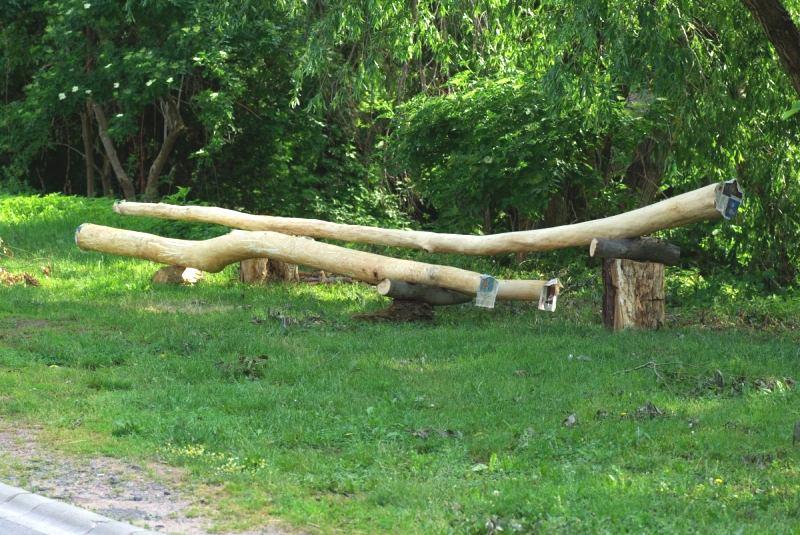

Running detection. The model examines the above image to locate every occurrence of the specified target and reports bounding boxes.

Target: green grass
[1,193,800,533]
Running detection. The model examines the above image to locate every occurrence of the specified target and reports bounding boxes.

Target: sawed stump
[591,238,677,331]
[239,258,299,284]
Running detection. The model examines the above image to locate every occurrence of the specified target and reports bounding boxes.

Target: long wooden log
[113,180,742,255]
[590,238,680,265]
[75,224,550,301]
[376,279,473,306]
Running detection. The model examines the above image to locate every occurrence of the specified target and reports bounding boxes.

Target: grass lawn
[1,194,800,533]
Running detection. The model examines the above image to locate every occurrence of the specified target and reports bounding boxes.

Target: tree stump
[152,265,203,285]
[239,258,299,284]
[602,259,665,331]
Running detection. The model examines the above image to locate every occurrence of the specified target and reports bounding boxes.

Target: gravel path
[0,420,292,534]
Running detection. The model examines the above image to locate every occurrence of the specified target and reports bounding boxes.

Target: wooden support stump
[75,224,551,301]
[376,279,472,306]
[152,265,203,285]
[239,258,299,284]
[591,237,676,331]
[601,259,665,331]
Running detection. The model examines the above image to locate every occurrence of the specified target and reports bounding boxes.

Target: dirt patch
[0,421,292,534]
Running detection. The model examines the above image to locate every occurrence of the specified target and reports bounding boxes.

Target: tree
[741,0,800,96]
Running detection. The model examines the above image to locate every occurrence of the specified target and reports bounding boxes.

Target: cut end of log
[74,224,85,246]
[112,200,125,214]
[376,279,392,295]
[589,238,598,258]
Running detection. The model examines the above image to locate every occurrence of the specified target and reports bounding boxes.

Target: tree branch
[90,100,136,200]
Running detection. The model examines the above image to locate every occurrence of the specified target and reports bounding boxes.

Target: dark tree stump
[602,259,665,331]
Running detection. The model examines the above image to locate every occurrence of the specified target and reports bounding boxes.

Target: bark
[742,0,800,96]
[80,104,96,198]
[376,279,472,306]
[75,224,552,301]
[623,135,670,206]
[143,97,186,201]
[590,237,681,265]
[91,101,136,200]
[99,155,113,197]
[602,259,665,331]
[114,181,737,255]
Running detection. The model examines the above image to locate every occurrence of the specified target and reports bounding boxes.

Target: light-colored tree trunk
[113,181,740,255]
[75,224,551,301]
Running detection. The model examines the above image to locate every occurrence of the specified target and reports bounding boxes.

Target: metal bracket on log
[715,179,744,220]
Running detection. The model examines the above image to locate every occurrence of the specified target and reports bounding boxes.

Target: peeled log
[113,181,742,255]
[376,279,472,306]
[603,259,665,331]
[590,238,680,265]
[75,224,550,301]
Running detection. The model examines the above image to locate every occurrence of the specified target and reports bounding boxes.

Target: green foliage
[3,0,800,286]
[392,74,629,232]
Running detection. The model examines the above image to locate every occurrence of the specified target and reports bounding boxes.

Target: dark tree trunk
[80,104,96,198]
[99,155,113,197]
[623,135,670,206]
[91,101,136,200]
[376,279,472,306]
[143,97,186,201]
[590,238,681,265]
[742,0,800,96]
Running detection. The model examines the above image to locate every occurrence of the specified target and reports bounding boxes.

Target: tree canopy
[2,0,799,285]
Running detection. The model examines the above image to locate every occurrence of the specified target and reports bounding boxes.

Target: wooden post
[239,258,299,284]
[601,259,666,331]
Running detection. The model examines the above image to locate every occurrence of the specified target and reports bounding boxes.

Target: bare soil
[0,419,292,534]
